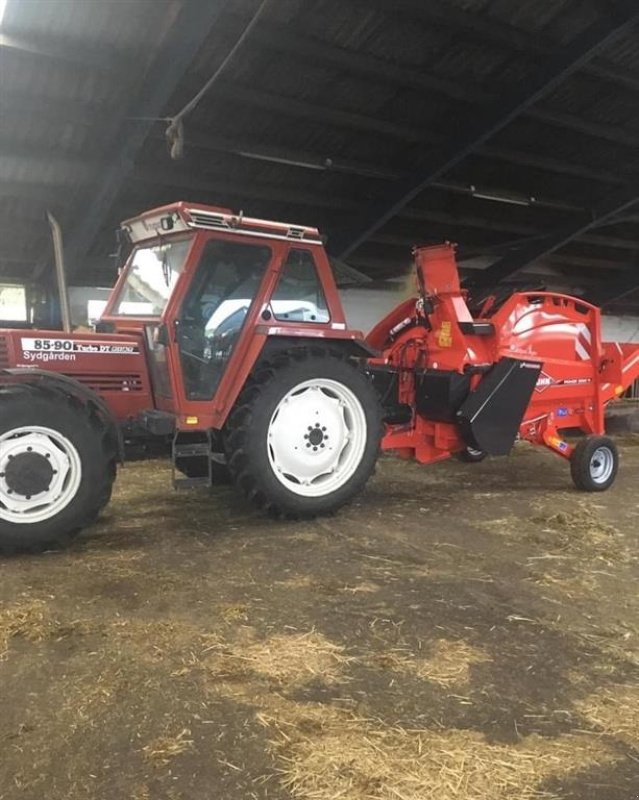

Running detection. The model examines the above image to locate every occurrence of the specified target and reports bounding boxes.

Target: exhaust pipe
[46,211,72,333]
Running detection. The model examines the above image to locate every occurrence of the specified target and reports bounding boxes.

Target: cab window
[271,249,330,323]
[114,239,190,316]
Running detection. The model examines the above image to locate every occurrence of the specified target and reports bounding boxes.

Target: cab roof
[121,202,323,246]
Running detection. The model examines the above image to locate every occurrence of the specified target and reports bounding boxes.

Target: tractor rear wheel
[0,385,117,553]
[570,435,619,492]
[225,349,382,517]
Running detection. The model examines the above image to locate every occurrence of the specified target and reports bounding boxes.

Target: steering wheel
[204,327,236,364]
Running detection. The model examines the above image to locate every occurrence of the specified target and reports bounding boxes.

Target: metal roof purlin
[329,6,639,259]
[468,187,639,289]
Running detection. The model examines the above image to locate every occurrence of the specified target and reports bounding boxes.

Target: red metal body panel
[0,327,153,424]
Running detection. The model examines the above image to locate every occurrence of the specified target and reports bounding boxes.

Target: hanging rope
[166,0,271,160]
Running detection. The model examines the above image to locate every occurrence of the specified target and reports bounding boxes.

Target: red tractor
[0,201,638,553]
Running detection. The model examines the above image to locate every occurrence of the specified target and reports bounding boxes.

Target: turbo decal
[21,337,140,356]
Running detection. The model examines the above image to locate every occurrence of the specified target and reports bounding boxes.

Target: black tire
[570,435,619,492]
[457,446,488,463]
[225,348,382,517]
[87,446,117,522]
[0,384,117,553]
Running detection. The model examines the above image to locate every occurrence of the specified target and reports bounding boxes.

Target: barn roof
[1,0,638,312]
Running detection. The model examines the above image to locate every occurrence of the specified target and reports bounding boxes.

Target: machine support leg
[541,427,574,460]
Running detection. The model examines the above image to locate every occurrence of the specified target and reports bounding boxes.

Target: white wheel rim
[467,447,484,457]
[267,378,367,498]
[589,446,614,484]
[0,426,82,524]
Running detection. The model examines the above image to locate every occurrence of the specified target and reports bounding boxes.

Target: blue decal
[558,441,568,452]
[557,407,569,417]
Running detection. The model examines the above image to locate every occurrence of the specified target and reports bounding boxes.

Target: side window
[271,249,330,323]
[0,284,27,321]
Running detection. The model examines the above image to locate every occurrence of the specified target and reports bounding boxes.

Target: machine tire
[458,446,488,463]
[0,385,116,553]
[570,435,619,492]
[225,348,382,517]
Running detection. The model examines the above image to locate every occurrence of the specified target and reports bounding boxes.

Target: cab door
[173,236,274,402]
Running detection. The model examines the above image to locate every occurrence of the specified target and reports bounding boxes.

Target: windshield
[113,238,191,316]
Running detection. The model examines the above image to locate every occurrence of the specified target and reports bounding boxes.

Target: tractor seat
[458,321,495,336]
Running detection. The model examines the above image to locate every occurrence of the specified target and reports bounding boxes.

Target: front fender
[0,368,124,460]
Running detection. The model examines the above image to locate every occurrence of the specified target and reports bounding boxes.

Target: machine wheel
[458,446,488,463]
[225,348,382,516]
[570,435,619,492]
[0,385,117,553]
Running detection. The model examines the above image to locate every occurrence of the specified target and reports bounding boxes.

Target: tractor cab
[100,202,365,433]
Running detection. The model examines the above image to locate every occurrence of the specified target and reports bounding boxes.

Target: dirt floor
[1,437,639,800]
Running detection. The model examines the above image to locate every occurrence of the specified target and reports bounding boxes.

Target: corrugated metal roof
[0,0,638,310]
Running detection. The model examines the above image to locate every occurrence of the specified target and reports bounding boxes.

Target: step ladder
[172,430,213,490]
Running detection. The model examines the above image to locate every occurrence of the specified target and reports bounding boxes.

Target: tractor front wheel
[0,385,117,553]
[570,435,619,492]
[225,349,382,516]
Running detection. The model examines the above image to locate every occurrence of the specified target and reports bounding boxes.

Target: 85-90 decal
[20,337,140,362]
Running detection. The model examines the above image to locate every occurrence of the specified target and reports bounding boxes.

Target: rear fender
[174,327,379,432]
[211,332,378,430]
[258,332,378,361]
